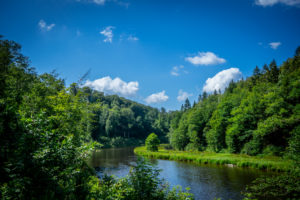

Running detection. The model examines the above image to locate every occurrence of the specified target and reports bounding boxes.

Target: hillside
[169,47,300,159]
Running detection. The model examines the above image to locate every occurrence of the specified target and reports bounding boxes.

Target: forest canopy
[168,47,300,160]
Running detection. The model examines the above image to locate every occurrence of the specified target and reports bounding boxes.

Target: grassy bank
[134,146,293,172]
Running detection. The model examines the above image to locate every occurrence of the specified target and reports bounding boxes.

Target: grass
[134,146,293,172]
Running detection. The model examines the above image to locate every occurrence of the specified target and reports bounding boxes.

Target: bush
[262,145,284,157]
[161,144,173,150]
[243,169,300,200]
[184,143,198,151]
[98,157,194,200]
[146,133,160,152]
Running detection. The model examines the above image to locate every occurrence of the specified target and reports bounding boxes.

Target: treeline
[169,47,300,159]
[0,37,192,199]
[68,85,171,147]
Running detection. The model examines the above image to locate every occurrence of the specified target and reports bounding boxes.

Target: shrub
[98,157,194,200]
[146,133,160,152]
[161,144,173,150]
[244,169,300,200]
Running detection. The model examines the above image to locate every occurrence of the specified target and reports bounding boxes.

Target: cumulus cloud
[83,76,139,96]
[38,20,55,31]
[100,26,114,43]
[255,0,300,6]
[127,35,139,41]
[177,90,193,102]
[145,91,169,104]
[203,68,242,93]
[170,65,187,76]
[185,52,226,66]
[269,42,281,49]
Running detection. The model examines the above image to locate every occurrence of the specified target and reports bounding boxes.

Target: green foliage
[169,93,219,150]
[244,169,300,200]
[98,157,194,200]
[78,89,172,146]
[146,133,160,151]
[286,125,300,163]
[0,37,101,199]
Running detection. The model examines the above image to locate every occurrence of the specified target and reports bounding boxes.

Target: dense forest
[0,37,192,199]
[168,49,300,159]
[73,87,171,147]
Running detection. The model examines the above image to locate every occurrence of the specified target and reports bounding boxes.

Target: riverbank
[134,146,293,172]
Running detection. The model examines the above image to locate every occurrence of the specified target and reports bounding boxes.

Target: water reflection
[88,147,273,200]
[88,147,137,178]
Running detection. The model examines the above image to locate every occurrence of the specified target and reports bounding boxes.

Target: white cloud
[177,90,193,102]
[100,26,114,43]
[93,0,106,5]
[171,67,180,76]
[203,68,242,93]
[38,20,55,31]
[83,76,139,96]
[116,1,130,8]
[145,91,169,104]
[76,0,105,5]
[269,42,281,49]
[185,52,226,66]
[77,0,129,7]
[255,0,300,6]
[170,65,188,76]
[127,35,139,41]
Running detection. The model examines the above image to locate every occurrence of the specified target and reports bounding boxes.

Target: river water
[88,147,273,200]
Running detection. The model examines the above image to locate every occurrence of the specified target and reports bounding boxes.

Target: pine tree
[295,46,300,57]
[202,91,208,100]
[184,98,191,110]
[198,94,202,102]
[253,66,261,76]
[181,104,184,112]
[269,59,279,83]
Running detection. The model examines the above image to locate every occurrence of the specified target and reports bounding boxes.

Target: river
[88,147,274,200]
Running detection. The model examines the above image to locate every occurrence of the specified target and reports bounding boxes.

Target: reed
[134,146,293,172]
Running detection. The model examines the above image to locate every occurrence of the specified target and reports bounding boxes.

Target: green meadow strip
[134,146,293,172]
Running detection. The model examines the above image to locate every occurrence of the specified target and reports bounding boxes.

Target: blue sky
[1,0,300,110]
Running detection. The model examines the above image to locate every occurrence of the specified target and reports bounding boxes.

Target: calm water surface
[88,147,273,200]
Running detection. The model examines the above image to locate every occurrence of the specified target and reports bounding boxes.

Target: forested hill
[70,86,171,147]
[169,47,300,159]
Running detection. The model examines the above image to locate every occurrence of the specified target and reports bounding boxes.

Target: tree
[145,133,160,151]
[295,46,300,57]
[253,66,261,76]
[184,98,191,110]
[202,91,208,100]
[198,94,202,102]
[193,101,196,108]
[268,59,279,83]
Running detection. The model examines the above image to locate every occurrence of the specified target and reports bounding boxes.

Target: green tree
[184,98,191,110]
[145,133,160,151]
